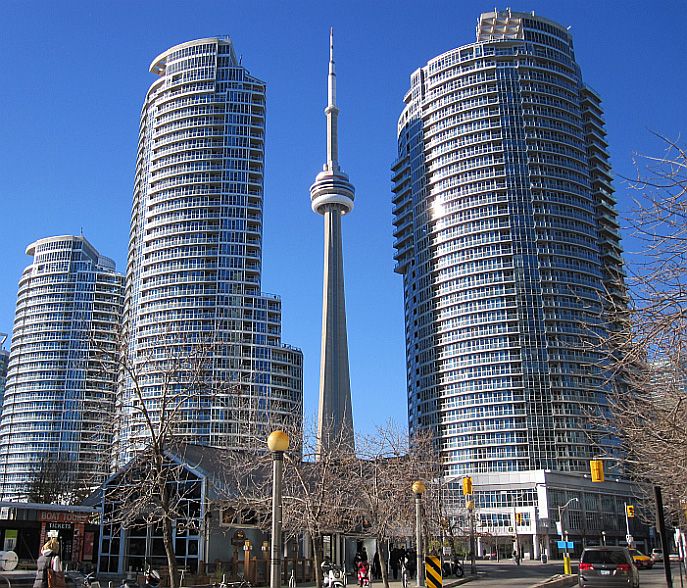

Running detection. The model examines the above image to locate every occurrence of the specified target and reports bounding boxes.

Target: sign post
[425,556,442,588]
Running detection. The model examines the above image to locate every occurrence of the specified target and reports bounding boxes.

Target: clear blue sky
[1,0,685,434]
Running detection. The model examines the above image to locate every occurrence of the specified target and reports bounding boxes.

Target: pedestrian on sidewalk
[372,552,381,580]
[33,538,63,588]
[390,549,399,580]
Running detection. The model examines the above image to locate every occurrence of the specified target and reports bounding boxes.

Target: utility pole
[558,498,578,575]
[655,486,673,588]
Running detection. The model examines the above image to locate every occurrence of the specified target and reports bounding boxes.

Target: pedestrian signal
[590,460,605,482]
[462,476,473,495]
[626,505,635,518]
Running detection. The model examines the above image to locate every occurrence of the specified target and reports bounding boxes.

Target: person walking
[372,552,381,580]
[353,552,362,572]
[33,538,63,588]
[390,549,399,580]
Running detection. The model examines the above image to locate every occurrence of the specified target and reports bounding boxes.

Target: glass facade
[0,236,124,500]
[119,38,303,458]
[392,11,623,476]
[0,336,8,415]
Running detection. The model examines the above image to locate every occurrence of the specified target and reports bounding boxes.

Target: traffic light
[626,505,635,518]
[590,460,605,482]
[515,512,523,525]
[462,476,473,496]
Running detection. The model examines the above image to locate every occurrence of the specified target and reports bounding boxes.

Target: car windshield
[582,550,628,564]
[629,550,645,556]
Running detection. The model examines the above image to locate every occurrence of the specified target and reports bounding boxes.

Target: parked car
[650,548,663,562]
[578,546,639,588]
[628,548,653,569]
[669,552,684,562]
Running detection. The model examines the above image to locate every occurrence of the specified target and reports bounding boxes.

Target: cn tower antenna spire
[310,28,356,456]
[326,27,339,168]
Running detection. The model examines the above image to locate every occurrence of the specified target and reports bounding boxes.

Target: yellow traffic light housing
[626,505,635,518]
[590,460,605,482]
[515,512,523,525]
[462,476,473,495]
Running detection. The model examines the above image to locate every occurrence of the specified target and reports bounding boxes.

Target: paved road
[450,559,568,587]
[2,562,685,588]
[634,563,687,588]
[449,559,687,588]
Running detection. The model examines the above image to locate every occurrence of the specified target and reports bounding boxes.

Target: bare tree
[26,455,73,503]
[212,419,353,588]
[604,136,687,515]
[101,335,241,588]
[281,421,356,588]
[352,423,440,588]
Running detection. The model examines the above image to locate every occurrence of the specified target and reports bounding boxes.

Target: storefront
[0,502,99,566]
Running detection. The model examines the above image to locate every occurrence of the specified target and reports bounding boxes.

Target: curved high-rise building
[0,236,124,500]
[392,11,623,476]
[119,38,303,457]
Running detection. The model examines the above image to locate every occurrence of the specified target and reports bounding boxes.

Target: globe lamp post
[412,481,426,587]
[268,431,289,588]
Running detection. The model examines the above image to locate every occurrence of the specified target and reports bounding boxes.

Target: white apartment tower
[119,38,303,456]
[392,11,631,557]
[0,236,124,500]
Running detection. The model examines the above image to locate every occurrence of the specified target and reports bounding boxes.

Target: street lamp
[558,497,579,575]
[412,480,426,587]
[268,430,290,588]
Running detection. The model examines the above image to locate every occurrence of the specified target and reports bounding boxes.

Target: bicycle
[83,572,101,588]
[214,574,252,588]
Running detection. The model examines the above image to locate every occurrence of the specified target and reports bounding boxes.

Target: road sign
[557,541,574,549]
[425,556,442,588]
[626,534,634,546]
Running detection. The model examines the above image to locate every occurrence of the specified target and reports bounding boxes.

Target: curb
[444,575,478,587]
[529,575,577,588]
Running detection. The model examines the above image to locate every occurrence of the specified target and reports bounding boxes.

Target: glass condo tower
[0,236,124,500]
[119,38,303,457]
[392,11,629,558]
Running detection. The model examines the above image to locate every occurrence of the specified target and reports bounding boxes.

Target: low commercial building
[0,502,100,566]
[445,470,648,560]
[95,445,314,584]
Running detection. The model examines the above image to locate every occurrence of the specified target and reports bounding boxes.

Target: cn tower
[310,29,355,453]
